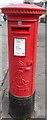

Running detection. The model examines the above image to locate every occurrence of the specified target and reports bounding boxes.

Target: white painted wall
[33,0,45,3]
[0,0,43,8]
[0,0,45,8]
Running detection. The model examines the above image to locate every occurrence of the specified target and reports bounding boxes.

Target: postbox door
[9,25,34,97]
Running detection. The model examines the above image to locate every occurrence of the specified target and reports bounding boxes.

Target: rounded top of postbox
[2,4,45,15]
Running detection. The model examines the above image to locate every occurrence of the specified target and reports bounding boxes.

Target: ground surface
[0,22,45,119]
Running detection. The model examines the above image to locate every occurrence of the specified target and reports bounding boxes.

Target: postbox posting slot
[12,27,29,32]
[11,25,31,34]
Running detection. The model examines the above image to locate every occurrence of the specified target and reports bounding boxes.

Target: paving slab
[0,22,8,86]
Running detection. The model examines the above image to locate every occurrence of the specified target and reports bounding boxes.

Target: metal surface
[2,4,45,119]
[9,92,35,119]
[8,22,38,97]
[2,3,45,98]
[2,4,45,15]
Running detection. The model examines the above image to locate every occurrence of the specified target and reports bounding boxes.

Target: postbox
[2,4,45,119]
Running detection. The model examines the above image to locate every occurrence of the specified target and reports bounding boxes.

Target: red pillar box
[2,4,45,119]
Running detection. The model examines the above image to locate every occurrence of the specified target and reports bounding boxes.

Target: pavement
[0,22,45,119]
